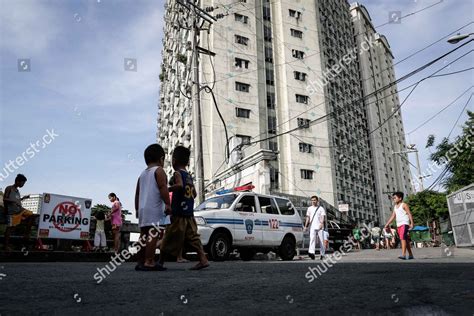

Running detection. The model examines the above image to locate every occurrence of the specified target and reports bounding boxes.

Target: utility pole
[176,0,217,204]
[191,6,205,204]
[392,144,428,192]
[413,148,423,191]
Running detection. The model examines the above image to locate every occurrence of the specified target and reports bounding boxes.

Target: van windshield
[195,194,238,211]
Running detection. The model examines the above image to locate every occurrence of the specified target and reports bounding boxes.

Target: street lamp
[447,33,474,44]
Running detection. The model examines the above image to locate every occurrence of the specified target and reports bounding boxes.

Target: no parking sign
[38,193,92,240]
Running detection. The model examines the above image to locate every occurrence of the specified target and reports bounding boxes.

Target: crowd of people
[1,144,210,270]
[303,191,415,261]
[3,145,415,263]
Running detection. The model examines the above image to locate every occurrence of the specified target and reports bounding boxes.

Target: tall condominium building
[350,2,413,222]
[158,0,412,224]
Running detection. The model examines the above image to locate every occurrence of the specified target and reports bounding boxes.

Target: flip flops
[189,262,210,270]
[136,263,167,271]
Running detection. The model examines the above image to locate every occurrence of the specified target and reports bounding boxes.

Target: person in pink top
[108,193,122,253]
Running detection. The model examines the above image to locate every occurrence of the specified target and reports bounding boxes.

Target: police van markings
[279,222,303,228]
[204,218,244,225]
[203,218,301,228]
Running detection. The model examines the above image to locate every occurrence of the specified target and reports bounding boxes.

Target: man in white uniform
[304,196,327,260]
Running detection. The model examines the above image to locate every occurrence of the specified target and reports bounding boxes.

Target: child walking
[384,191,415,260]
[159,146,209,270]
[134,144,171,271]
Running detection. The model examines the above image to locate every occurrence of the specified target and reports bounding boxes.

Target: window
[268,116,277,134]
[236,195,256,213]
[236,134,251,145]
[195,194,238,211]
[299,142,313,153]
[293,71,307,81]
[258,197,279,214]
[296,94,309,104]
[235,82,250,92]
[234,13,248,24]
[235,35,249,46]
[276,198,295,215]
[263,6,271,21]
[235,57,249,69]
[270,167,279,190]
[236,108,250,118]
[267,92,275,109]
[269,140,278,151]
[292,49,305,59]
[297,118,310,128]
[266,68,274,85]
[289,9,301,19]
[264,26,272,42]
[301,169,314,180]
[290,29,303,38]
[264,46,273,63]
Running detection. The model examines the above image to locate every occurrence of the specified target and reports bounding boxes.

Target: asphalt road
[1,257,473,315]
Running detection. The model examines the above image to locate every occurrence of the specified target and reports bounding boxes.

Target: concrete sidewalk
[1,246,472,263]
[292,247,474,264]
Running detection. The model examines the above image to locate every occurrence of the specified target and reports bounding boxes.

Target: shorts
[372,236,380,243]
[6,210,33,227]
[397,225,410,241]
[112,224,121,231]
[160,216,203,257]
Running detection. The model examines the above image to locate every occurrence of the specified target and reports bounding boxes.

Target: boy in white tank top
[134,144,172,271]
[384,191,414,260]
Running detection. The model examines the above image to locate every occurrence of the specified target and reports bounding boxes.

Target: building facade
[21,194,43,214]
[158,0,412,224]
[350,2,413,222]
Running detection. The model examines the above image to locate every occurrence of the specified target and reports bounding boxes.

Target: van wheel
[239,248,255,261]
[279,235,296,261]
[209,232,231,261]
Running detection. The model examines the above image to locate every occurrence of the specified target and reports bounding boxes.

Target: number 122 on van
[269,219,279,229]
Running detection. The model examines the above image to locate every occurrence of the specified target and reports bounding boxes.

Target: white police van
[194,191,303,261]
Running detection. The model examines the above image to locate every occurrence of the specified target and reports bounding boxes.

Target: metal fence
[447,183,474,247]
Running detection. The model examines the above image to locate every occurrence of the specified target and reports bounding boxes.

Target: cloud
[0,1,64,56]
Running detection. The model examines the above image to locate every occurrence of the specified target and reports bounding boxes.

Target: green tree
[428,110,474,193]
[91,204,131,217]
[406,191,449,226]
[91,204,110,216]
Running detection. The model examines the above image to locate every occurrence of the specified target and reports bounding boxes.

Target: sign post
[37,193,92,240]
[338,204,349,213]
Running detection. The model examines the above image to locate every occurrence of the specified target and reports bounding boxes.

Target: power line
[447,93,473,139]
[243,8,473,141]
[407,85,474,135]
[199,4,472,189]
[370,0,445,30]
[245,41,473,147]
[206,12,473,141]
[368,50,473,136]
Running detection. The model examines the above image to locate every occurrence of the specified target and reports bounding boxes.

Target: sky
[0,0,472,221]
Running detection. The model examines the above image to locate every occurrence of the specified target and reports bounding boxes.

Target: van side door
[233,194,262,246]
[257,196,282,247]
